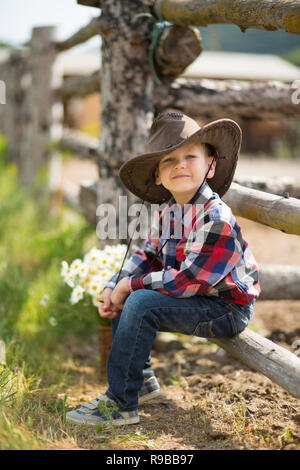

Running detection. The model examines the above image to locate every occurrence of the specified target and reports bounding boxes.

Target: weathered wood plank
[212,328,300,398]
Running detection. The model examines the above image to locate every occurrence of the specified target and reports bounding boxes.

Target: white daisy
[70,259,83,274]
[92,295,102,307]
[70,285,84,304]
[60,260,69,277]
[49,316,57,327]
[78,262,88,278]
[40,294,49,306]
[83,247,101,265]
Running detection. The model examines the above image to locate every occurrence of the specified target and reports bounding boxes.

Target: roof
[55,49,299,82]
[1,46,299,82]
[55,50,101,76]
[182,51,300,81]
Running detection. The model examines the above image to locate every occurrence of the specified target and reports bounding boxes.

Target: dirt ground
[62,156,300,450]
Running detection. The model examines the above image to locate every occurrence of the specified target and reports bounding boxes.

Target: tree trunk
[155,0,300,35]
[97,1,155,245]
[154,79,300,120]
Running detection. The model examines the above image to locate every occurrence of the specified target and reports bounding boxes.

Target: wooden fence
[0,0,299,397]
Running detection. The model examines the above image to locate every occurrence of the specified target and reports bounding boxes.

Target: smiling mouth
[172,175,190,179]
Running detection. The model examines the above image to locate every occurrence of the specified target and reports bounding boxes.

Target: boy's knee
[123,291,161,324]
[125,289,157,309]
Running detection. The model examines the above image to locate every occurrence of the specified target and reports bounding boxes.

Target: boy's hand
[98,288,119,319]
[98,279,130,319]
[110,277,130,310]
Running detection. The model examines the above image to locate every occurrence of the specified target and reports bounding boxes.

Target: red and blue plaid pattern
[105,183,260,305]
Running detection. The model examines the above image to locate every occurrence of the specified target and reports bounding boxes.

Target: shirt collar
[167,181,214,208]
[164,182,215,230]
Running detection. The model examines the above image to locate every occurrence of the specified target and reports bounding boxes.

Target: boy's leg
[111,310,161,405]
[111,311,154,378]
[66,290,253,426]
[105,289,253,411]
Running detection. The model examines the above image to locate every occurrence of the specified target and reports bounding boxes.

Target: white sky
[0,0,100,50]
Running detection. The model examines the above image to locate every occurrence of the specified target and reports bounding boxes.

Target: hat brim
[119,118,242,203]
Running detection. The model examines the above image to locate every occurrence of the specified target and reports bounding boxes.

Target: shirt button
[170,234,174,239]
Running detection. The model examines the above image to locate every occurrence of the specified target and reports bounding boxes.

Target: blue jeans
[106,290,254,411]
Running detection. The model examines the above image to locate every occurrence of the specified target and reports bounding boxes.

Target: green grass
[0,134,102,448]
[0,134,100,344]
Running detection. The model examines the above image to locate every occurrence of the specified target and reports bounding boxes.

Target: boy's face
[155,143,216,206]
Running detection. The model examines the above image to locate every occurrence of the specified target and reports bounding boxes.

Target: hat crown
[145,113,201,153]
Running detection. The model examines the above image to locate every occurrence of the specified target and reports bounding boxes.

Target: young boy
[66,112,260,427]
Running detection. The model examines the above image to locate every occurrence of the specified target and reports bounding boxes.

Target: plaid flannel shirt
[104,183,260,305]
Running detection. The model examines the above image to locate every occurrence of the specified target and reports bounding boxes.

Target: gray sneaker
[66,376,162,426]
[66,395,139,427]
[138,376,162,404]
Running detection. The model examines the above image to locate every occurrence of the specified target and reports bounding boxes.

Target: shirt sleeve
[103,209,163,290]
[128,219,242,298]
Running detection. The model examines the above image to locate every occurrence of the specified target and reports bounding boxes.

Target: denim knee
[124,290,157,315]
[122,290,160,329]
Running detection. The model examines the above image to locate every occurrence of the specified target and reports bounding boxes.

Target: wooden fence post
[0,49,29,169]
[20,26,58,185]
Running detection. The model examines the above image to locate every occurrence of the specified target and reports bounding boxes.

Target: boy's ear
[207,158,216,179]
[154,166,161,185]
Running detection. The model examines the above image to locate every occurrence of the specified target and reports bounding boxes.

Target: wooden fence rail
[78,0,300,36]
[213,328,300,399]
[56,71,100,100]
[55,16,101,52]
[223,183,300,236]
[154,79,300,120]
[154,0,300,35]
[56,76,300,120]
[57,131,300,237]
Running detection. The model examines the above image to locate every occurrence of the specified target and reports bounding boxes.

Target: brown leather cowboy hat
[119,112,242,204]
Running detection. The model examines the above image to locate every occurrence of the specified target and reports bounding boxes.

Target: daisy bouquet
[60,244,127,321]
